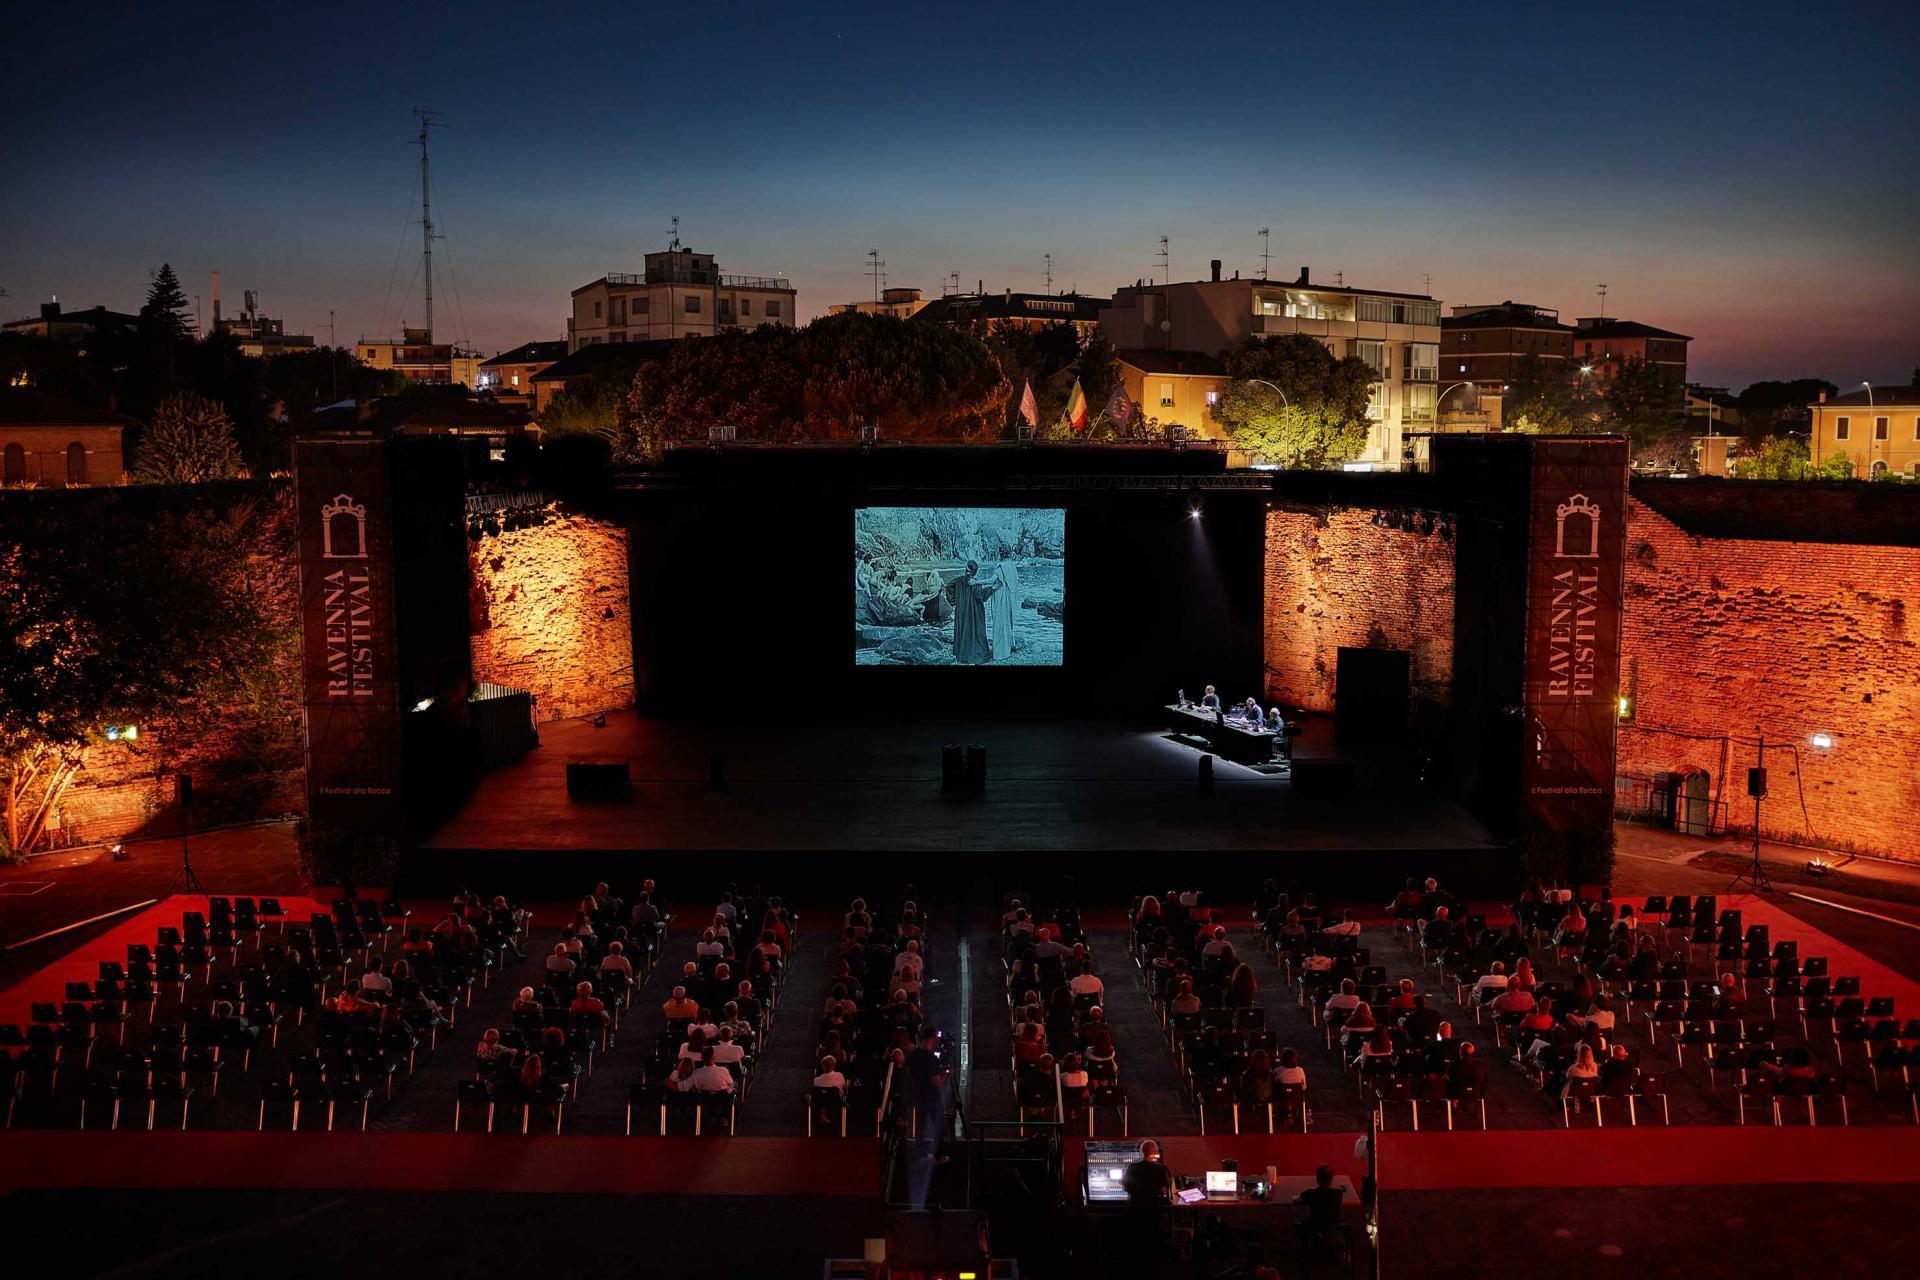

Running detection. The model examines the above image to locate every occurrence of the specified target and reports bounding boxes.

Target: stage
[416,711,1501,892]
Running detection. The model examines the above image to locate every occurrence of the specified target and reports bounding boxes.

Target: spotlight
[592,713,608,728]
[110,843,128,861]
[1805,859,1831,877]
[1810,733,1833,749]
[1189,506,1202,521]
[411,696,435,713]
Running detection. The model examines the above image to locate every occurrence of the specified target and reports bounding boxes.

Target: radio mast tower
[414,108,444,340]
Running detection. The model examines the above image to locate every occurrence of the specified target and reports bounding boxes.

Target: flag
[1064,379,1088,432]
[1018,381,1038,429]
[1104,384,1135,433]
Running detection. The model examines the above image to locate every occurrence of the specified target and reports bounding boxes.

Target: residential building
[476,340,568,406]
[0,388,132,486]
[3,300,140,343]
[313,395,535,461]
[911,288,1109,335]
[213,292,314,358]
[356,327,486,387]
[1810,385,1920,479]
[828,287,930,319]
[1099,263,1442,467]
[1114,349,1228,442]
[1438,301,1573,428]
[567,246,795,351]
[528,340,676,417]
[1570,318,1690,386]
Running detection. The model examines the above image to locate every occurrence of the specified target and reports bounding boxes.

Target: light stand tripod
[167,772,206,896]
[1727,730,1772,894]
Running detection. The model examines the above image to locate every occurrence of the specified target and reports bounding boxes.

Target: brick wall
[469,507,633,722]
[0,424,125,487]
[1263,506,1457,711]
[1617,497,1920,861]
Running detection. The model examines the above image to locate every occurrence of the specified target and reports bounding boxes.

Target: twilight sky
[3,1,1916,390]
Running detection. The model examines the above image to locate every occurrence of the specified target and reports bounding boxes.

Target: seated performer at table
[1199,685,1221,712]
[1239,698,1265,730]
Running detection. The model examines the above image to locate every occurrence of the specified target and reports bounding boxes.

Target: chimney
[1818,389,1828,404]
[1210,259,1221,283]
[210,271,221,326]
[41,301,59,320]
[1297,267,1310,285]
[1004,287,1013,304]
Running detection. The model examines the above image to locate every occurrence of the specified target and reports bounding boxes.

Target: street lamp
[1435,381,1472,423]
[1243,378,1292,411]
[1862,381,1873,408]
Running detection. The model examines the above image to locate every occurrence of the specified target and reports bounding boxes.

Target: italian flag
[1064,379,1088,432]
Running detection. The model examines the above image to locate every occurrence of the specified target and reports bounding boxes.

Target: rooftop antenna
[413,108,443,341]
[668,215,682,251]
[1044,253,1053,294]
[1596,283,1609,319]
[947,271,960,297]
[1422,272,1432,295]
[1334,271,1344,287]
[1156,235,1169,285]
[866,250,886,304]
[1258,228,1271,280]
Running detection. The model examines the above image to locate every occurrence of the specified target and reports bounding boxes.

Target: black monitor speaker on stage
[1334,647,1411,743]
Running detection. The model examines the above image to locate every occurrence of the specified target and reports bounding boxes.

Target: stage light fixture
[1189,505,1202,520]
[1810,733,1833,749]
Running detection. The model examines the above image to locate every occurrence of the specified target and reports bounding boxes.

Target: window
[3,442,23,485]
[1350,340,1386,377]
[1403,343,1438,381]
[66,441,86,485]
[633,296,650,315]
[1459,362,1468,374]
[1204,389,1219,406]
[615,298,626,323]
[740,299,751,317]
[1874,416,1889,440]
[765,300,781,318]
[610,332,625,343]
[684,295,701,313]
[1405,382,1437,422]
[593,301,602,319]
[1870,460,1887,477]
[1159,383,1174,408]
[1835,416,1850,440]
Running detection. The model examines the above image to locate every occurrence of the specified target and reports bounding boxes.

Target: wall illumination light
[411,696,435,713]
[1810,733,1833,749]
[1616,696,1631,720]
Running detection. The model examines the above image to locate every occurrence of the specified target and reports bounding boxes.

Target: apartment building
[356,327,486,387]
[911,289,1109,335]
[829,287,930,319]
[568,246,796,351]
[1811,385,1920,479]
[1099,264,1442,467]
[1570,318,1690,385]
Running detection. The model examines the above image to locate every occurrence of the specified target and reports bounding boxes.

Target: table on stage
[1165,703,1278,766]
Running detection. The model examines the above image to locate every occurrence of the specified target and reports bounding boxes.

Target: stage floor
[423,711,1498,857]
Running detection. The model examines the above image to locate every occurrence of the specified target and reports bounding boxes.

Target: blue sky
[3,1,1916,388]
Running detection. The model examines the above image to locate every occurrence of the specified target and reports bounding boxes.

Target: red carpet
[0,1131,882,1196]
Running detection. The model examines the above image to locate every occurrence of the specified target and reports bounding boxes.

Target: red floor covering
[0,1131,883,1196]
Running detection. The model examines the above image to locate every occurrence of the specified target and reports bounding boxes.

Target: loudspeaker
[1747,767,1767,799]
[1198,755,1214,788]
[566,758,631,800]
[176,773,193,807]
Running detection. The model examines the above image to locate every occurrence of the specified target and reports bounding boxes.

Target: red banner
[1522,438,1629,833]
[293,438,403,833]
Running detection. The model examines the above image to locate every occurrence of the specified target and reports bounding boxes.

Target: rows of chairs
[806,894,929,1137]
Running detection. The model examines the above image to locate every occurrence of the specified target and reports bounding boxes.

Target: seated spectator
[665,1058,700,1093]
[1400,995,1442,1041]
[512,986,543,1018]
[1489,983,1536,1018]
[569,982,606,1022]
[1352,1025,1395,1070]
[476,1027,517,1071]
[1225,963,1258,1009]
[662,986,699,1020]
[1068,961,1105,1002]
[1715,974,1749,1019]
[1201,925,1232,958]
[1509,958,1537,992]
[1323,978,1362,1022]
[695,928,726,960]
[1013,1022,1047,1065]
[1386,878,1423,919]
[330,980,379,1018]
[1560,1042,1600,1101]
[1571,996,1615,1033]
[600,941,634,980]
[893,940,925,983]
[1598,1043,1636,1089]
[1322,909,1362,939]
[691,1048,735,1094]
[1340,1000,1377,1047]
[1553,902,1589,949]
[1086,1030,1118,1080]
[1387,978,1419,1016]
[813,1055,848,1095]
[1238,1048,1274,1107]
[1448,1041,1488,1094]
[1168,978,1203,1018]
[359,956,393,998]
[1419,906,1452,950]
[1472,963,1509,1003]
[1059,1052,1090,1090]
[545,943,576,976]
[517,1052,546,1097]
[1294,1164,1344,1242]
[1273,1047,1307,1090]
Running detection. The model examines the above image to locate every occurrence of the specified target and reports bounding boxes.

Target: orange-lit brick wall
[469,508,633,723]
[1617,497,1920,861]
[1263,507,1456,711]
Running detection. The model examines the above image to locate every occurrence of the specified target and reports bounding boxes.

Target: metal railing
[601,271,792,290]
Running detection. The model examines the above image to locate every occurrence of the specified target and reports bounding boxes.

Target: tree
[1075,331,1119,412]
[136,391,244,483]
[1502,354,1581,434]
[1598,356,1687,464]
[0,496,284,859]
[1730,435,1814,479]
[1733,378,1836,442]
[1211,334,1373,468]
[139,263,193,342]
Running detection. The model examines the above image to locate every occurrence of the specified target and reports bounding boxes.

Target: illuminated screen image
[854,507,1065,666]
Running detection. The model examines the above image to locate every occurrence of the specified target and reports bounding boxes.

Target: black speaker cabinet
[566,758,631,800]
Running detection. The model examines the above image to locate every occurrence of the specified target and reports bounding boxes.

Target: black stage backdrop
[623,450,1266,715]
